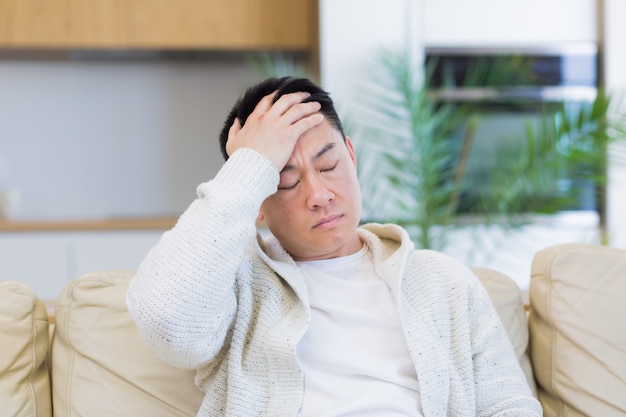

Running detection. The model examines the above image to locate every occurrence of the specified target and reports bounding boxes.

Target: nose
[304,174,334,209]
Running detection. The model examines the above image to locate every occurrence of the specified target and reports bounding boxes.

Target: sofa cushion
[529,243,626,417]
[51,270,204,417]
[472,267,536,394]
[0,280,51,417]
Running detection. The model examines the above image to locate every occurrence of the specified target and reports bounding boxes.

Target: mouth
[312,214,343,229]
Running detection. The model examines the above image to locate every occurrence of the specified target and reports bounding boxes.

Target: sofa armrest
[0,280,52,417]
[529,243,626,417]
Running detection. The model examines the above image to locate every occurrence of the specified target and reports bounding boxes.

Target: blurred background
[0,0,624,302]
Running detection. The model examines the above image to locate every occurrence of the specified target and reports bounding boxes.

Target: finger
[282,100,322,125]
[248,91,279,120]
[225,118,242,156]
[268,91,312,117]
[290,112,325,139]
[230,117,241,135]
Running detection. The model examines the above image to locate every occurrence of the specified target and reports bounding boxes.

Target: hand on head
[225,91,324,172]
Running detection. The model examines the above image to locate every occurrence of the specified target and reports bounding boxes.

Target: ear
[345,136,357,169]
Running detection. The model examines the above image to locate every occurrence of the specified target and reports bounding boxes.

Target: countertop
[0,217,178,232]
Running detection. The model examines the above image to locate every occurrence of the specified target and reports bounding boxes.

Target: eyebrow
[281,142,336,173]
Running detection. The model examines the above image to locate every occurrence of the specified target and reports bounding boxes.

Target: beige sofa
[1,243,625,417]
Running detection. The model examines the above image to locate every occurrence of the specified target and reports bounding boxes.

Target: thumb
[230,117,242,135]
[225,118,242,156]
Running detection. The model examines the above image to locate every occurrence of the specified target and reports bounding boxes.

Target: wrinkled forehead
[295,118,344,151]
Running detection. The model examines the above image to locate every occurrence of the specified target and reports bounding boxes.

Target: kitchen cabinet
[0,227,166,302]
[126,0,316,50]
[0,0,126,47]
[0,235,70,302]
[0,0,316,50]
[70,0,126,47]
[0,0,72,47]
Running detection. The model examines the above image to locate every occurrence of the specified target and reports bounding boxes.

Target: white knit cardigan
[126,148,542,417]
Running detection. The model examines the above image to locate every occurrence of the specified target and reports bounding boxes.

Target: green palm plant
[356,49,476,250]
[356,47,626,250]
[489,89,626,240]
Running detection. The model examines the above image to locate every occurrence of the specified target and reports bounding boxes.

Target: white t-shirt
[296,245,423,417]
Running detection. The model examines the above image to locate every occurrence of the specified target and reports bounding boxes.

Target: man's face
[259,119,362,261]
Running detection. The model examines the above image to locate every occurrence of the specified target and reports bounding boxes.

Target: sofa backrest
[1,267,536,417]
[51,270,204,417]
[17,246,624,417]
[0,280,51,417]
[529,243,626,417]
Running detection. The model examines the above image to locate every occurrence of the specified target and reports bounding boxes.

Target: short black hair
[218,77,345,160]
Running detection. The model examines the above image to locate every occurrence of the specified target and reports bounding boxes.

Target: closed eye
[278,181,299,191]
[321,162,338,173]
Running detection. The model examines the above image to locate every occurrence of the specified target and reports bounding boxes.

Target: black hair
[218,76,345,160]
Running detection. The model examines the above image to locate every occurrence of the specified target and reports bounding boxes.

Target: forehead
[293,119,343,154]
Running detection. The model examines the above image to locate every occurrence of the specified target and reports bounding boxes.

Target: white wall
[604,0,626,249]
[319,0,419,117]
[320,0,598,99]
[0,57,259,220]
[421,0,596,46]
[0,57,261,299]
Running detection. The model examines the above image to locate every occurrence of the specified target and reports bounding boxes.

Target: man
[126,77,542,416]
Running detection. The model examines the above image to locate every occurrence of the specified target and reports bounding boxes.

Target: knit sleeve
[126,148,279,369]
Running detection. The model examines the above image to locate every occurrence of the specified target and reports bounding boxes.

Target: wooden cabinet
[0,0,72,47]
[126,0,316,50]
[69,0,126,47]
[0,0,316,50]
